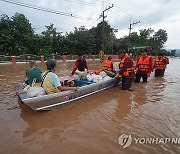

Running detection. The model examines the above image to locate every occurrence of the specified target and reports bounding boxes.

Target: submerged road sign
[99,50,104,63]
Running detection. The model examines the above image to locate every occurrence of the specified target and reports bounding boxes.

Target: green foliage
[65,26,96,55]
[153,29,168,49]
[89,21,116,54]
[0,13,168,56]
[0,13,34,55]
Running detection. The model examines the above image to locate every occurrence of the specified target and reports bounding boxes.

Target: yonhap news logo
[118,133,180,148]
[118,134,132,148]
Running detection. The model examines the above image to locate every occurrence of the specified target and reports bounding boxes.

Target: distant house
[171,50,176,56]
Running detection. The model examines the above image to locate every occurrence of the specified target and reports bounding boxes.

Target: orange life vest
[154,57,166,70]
[104,60,113,71]
[137,56,151,72]
[119,54,134,76]
[162,56,169,64]
[95,70,102,75]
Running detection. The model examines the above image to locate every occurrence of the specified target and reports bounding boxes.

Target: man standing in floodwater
[154,53,169,77]
[103,56,113,71]
[118,50,135,91]
[135,49,153,83]
[25,60,42,86]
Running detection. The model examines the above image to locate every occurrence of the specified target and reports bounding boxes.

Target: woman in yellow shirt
[42,59,77,94]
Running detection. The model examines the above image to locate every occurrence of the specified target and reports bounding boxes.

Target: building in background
[171,50,176,56]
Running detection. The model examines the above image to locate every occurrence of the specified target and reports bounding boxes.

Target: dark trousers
[122,76,134,90]
[135,73,148,83]
[155,69,165,77]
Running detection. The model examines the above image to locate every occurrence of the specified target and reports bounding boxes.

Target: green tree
[0,14,12,55]
[66,26,96,55]
[0,13,34,55]
[0,12,168,56]
[90,21,116,54]
[11,13,34,55]
[152,29,168,50]
[139,28,154,46]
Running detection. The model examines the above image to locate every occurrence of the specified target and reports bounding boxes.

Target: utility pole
[111,32,113,54]
[100,4,114,53]
[128,20,140,51]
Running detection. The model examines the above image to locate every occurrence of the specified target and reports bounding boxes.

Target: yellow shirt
[42,72,61,94]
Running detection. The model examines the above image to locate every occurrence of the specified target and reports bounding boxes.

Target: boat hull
[16,78,119,111]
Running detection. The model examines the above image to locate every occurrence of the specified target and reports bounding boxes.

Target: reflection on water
[0,58,180,153]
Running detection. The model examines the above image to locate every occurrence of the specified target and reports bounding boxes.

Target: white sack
[27,86,46,98]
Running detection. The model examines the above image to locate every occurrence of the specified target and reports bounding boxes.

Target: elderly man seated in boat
[42,59,77,94]
[25,60,42,86]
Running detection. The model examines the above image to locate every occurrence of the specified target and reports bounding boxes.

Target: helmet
[108,56,112,60]
[118,50,126,54]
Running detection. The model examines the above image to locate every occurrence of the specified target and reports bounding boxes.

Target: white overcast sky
[0,0,180,49]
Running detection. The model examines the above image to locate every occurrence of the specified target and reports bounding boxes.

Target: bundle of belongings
[23,79,45,98]
[59,76,75,87]
[87,71,112,83]
[73,70,116,83]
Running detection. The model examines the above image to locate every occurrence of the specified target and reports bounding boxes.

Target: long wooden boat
[16,77,119,111]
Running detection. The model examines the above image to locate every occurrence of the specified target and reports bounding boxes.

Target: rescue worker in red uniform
[162,53,169,68]
[71,53,88,75]
[135,49,153,83]
[103,56,113,71]
[118,50,135,90]
[154,53,169,77]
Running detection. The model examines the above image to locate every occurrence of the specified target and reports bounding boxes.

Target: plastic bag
[103,76,111,81]
[92,75,103,83]
[99,71,108,78]
[27,86,45,98]
[72,75,80,80]
[26,78,45,98]
[87,74,93,81]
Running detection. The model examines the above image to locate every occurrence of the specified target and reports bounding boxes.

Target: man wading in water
[118,50,135,91]
[135,49,153,83]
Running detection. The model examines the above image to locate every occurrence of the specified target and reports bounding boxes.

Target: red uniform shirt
[71,59,88,75]
[119,56,135,78]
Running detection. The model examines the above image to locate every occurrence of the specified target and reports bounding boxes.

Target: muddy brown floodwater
[0,58,180,154]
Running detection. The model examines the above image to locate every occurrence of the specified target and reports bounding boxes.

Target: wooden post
[41,55,44,63]
[92,55,95,61]
[62,55,66,62]
[11,56,16,64]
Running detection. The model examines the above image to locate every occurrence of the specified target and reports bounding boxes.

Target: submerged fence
[0,54,112,63]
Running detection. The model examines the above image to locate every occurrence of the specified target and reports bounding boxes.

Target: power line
[108,21,127,30]
[64,0,101,7]
[100,0,145,29]
[93,0,112,4]
[111,8,130,21]
[114,5,145,28]
[0,0,73,17]
[0,0,98,22]
[85,19,100,28]
[115,5,133,19]
[32,24,71,32]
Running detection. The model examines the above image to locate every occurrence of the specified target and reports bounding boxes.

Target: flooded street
[0,58,180,154]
